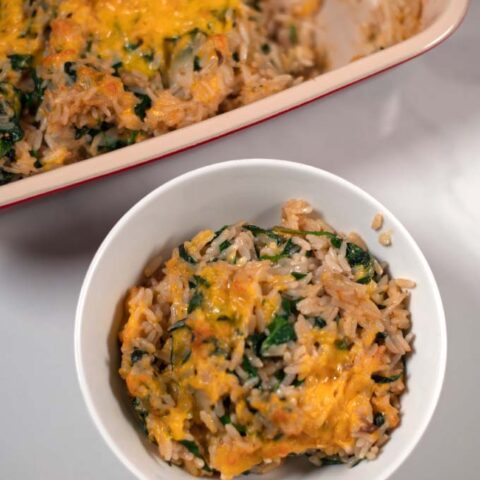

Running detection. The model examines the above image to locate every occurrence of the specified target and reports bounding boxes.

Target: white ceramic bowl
[75,159,446,480]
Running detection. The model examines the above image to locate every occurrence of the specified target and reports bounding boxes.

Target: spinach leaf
[247,332,266,357]
[241,355,258,378]
[132,397,148,434]
[219,239,232,252]
[219,415,246,435]
[292,376,305,387]
[281,297,297,316]
[371,373,401,384]
[112,61,123,76]
[21,70,45,114]
[0,168,15,185]
[261,315,297,353]
[260,239,301,262]
[192,274,210,288]
[178,244,197,264]
[131,349,146,364]
[64,61,77,83]
[193,55,201,71]
[321,455,343,465]
[243,225,282,244]
[345,242,374,284]
[179,440,202,457]
[188,291,204,313]
[261,43,271,54]
[291,272,307,280]
[313,316,327,329]
[283,238,301,256]
[179,440,212,472]
[168,320,188,332]
[204,337,228,356]
[213,225,228,239]
[124,39,142,51]
[134,93,152,120]
[8,54,33,71]
[373,412,385,427]
[334,338,352,351]
[375,331,387,344]
[30,149,42,168]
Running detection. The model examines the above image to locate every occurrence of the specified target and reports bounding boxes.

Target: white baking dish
[0,0,469,208]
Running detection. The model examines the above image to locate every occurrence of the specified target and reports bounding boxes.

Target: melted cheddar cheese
[52,0,238,75]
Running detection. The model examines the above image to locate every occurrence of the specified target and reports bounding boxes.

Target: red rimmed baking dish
[0,0,469,208]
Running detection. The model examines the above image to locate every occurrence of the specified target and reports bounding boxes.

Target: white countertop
[1,4,479,479]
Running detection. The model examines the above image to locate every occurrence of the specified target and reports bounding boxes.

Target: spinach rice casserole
[119,199,414,479]
[0,0,422,184]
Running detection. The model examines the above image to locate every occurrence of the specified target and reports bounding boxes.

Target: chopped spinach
[247,332,266,357]
[132,397,148,434]
[241,355,258,378]
[64,61,77,83]
[345,242,374,284]
[168,320,188,332]
[219,239,232,252]
[213,225,228,239]
[244,224,282,244]
[283,238,301,256]
[0,168,14,185]
[291,272,307,280]
[170,326,193,366]
[178,244,197,264]
[131,349,146,364]
[192,274,210,288]
[313,316,327,329]
[134,93,152,120]
[321,455,343,465]
[193,55,201,71]
[261,314,297,353]
[375,331,387,344]
[204,337,228,356]
[8,54,33,71]
[281,297,297,316]
[335,338,352,351]
[373,412,385,427]
[219,414,246,435]
[179,440,212,472]
[112,61,123,76]
[292,377,305,387]
[220,414,231,425]
[124,39,143,51]
[260,238,301,262]
[21,70,45,115]
[371,373,402,384]
[261,43,271,54]
[179,440,202,457]
[30,149,42,168]
[188,291,204,314]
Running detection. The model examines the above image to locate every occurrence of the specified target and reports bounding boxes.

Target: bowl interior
[75,159,446,480]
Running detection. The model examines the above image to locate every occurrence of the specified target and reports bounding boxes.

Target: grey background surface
[1,3,479,479]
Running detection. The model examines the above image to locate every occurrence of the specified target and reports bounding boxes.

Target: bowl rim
[74,158,447,480]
